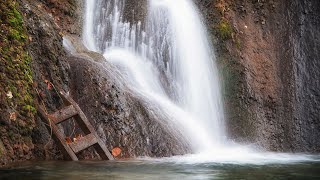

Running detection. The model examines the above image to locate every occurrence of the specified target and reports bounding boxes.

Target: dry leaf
[44,80,53,90]
[47,114,55,121]
[39,91,46,98]
[73,134,83,143]
[9,112,17,121]
[47,83,52,90]
[66,137,72,144]
[6,91,13,99]
[112,147,122,157]
[76,134,83,139]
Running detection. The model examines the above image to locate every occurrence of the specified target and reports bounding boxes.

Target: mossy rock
[0,0,36,131]
[217,19,234,40]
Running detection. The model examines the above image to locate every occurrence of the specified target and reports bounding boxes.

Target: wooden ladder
[38,91,114,161]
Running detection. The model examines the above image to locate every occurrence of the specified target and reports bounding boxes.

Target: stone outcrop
[66,44,189,158]
[196,0,320,152]
[0,0,82,166]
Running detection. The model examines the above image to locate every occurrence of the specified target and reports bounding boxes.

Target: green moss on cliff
[217,19,234,40]
[0,0,35,133]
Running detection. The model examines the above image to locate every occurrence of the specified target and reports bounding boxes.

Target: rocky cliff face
[0,0,36,165]
[0,0,81,166]
[289,0,320,152]
[196,0,320,152]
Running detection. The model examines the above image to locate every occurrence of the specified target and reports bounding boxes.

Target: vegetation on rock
[217,19,233,40]
[0,0,36,126]
[0,0,35,162]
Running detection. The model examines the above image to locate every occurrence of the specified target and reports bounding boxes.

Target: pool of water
[1,156,320,180]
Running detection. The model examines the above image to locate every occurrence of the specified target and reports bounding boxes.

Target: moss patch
[217,19,234,40]
[0,0,35,133]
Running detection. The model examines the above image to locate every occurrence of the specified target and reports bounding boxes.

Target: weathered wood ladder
[38,91,114,161]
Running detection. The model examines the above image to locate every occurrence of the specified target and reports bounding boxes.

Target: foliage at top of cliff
[0,0,36,136]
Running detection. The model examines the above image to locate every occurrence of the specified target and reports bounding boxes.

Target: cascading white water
[81,0,319,163]
[149,0,226,143]
[83,0,225,153]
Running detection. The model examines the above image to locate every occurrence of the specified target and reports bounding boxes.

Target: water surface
[1,157,320,180]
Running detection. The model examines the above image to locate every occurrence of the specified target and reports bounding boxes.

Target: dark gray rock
[195,0,320,153]
[287,0,320,152]
[67,50,190,158]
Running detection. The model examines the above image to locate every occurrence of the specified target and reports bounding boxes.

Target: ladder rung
[49,105,78,124]
[38,91,114,160]
[69,133,98,153]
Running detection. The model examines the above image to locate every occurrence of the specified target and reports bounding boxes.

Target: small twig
[50,82,64,106]
[70,118,76,138]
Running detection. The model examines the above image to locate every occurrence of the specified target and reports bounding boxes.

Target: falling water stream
[80,0,320,163]
[83,0,225,154]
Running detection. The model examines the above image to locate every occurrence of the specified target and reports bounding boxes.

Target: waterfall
[83,0,226,154]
